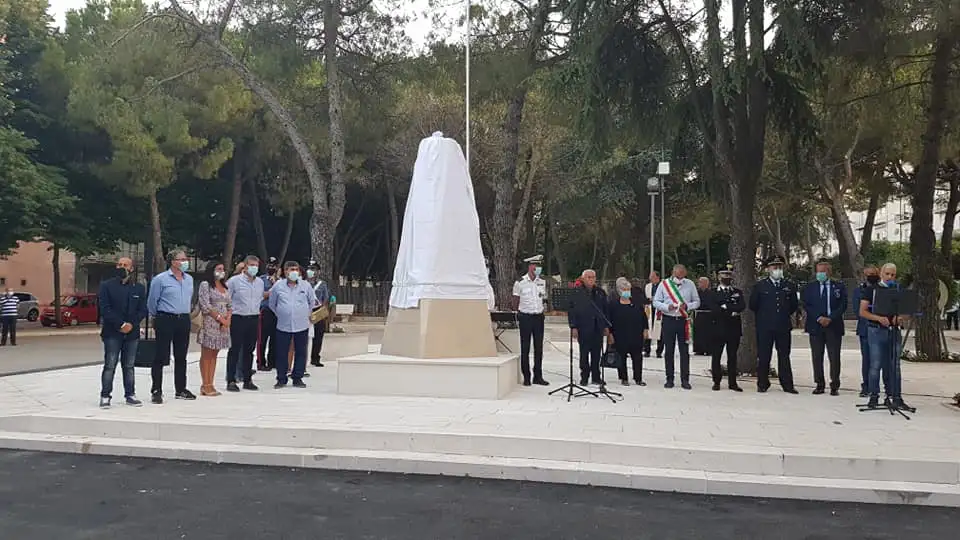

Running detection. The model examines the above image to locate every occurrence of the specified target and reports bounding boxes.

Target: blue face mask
[620,291,631,299]
[287,271,300,282]
[884,279,897,287]
[306,270,316,279]
[178,261,189,272]
[815,272,827,282]
[534,266,542,277]
[246,266,259,277]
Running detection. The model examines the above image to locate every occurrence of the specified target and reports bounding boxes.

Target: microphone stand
[589,289,622,403]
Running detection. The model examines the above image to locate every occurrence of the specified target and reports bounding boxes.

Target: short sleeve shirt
[512,275,546,314]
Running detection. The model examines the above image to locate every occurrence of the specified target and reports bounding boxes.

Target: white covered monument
[337,133,519,399]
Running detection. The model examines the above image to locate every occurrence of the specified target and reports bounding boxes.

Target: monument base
[380,298,496,359]
[320,333,369,361]
[337,352,519,399]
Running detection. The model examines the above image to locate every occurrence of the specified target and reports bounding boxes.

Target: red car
[40,294,99,327]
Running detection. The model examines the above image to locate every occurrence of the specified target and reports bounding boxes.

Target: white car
[11,292,40,322]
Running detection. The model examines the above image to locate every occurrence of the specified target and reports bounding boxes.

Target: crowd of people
[97,250,330,408]
[513,256,912,410]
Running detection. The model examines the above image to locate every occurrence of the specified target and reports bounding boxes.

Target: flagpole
[465,0,471,171]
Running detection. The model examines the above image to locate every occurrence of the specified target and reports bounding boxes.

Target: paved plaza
[0,328,958,507]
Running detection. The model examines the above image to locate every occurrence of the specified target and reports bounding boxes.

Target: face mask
[534,267,542,277]
[307,270,316,279]
[178,261,190,272]
[815,272,827,282]
[116,267,130,280]
[673,276,683,283]
[267,267,277,276]
[770,269,783,280]
[884,279,897,287]
[720,278,732,286]
[246,266,259,277]
[214,271,226,280]
[287,271,300,282]
[866,275,880,284]
[620,290,631,299]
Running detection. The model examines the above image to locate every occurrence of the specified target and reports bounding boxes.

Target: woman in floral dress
[197,262,232,396]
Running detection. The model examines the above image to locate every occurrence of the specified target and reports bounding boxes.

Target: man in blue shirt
[98,257,148,408]
[257,257,280,371]
[801,260,847,396]
[268,260,318,388]
[307,260,330,368]
[147,248,195,403]
[225,255,266,392]
[652,264,701,389]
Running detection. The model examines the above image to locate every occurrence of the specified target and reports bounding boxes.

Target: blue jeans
[858,335,870,393]
[101,337,138,398]
[274,330,308,385]
[867,325,899,398]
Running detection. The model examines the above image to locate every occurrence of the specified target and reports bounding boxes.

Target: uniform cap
[766,255,786,267]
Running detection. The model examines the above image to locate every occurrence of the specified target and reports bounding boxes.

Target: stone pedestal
[380,298,496,359]
[321,333,370,361]
[337,353,519,399]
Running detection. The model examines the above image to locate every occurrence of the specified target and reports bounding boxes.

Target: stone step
[1,415,956,487]
[0,430,956,507]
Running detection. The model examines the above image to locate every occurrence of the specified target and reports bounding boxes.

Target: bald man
[98,257,148,408]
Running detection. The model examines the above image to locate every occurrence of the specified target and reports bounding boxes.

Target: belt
[157,311,189,318]
[233,313,260,318]
[518,311,544,316]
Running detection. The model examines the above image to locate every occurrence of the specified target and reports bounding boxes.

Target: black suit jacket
[749,278,799,333]
[568,286,610,338]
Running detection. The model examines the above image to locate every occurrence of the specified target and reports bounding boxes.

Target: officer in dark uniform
[748,255,799,394]
[704,263,745,392]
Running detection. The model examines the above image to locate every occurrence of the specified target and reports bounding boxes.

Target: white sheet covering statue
[389,132,490,309]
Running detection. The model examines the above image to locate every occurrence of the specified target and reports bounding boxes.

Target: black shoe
[634,379,646,387]
[867,396,879,409]
[729,385,743,392]
[892,397,913,410]
[226,382,240,392]
[620,379,630,386]
[310,359,323,367]
[243,381,259,391]
[175,389,197,400]
[712,383,721,391]
[292,379,307,388]
[533,379,549,386]
[859,389,868,398]
[757,386,769,393]
[830,388,839,396]
[664,381,675,389]
[580,377,589,386]
[813,387,825,395]
[656,353,662,359]
[274,382,286,389]
[591,379,602,386]
[681,382,692,390]
[151,392,163,405]
[301,372,311,378]
[783,387,799,394]
[522,379,532,387]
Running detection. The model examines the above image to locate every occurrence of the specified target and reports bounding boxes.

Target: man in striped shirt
[0,289,19,346]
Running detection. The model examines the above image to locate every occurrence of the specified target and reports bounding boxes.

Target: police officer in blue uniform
[748,255,799,394]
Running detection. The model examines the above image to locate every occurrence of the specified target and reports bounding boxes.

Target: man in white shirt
[653,264,700,389]
[512,263,549,386]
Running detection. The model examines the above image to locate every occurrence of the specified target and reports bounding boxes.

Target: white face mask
[214,271,226,280]
[770,269,783,280]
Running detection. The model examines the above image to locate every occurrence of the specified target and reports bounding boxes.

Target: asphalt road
[0,450,956,540]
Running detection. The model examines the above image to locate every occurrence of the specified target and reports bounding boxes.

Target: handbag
[190,306,202,333]
[601,346,623,369]
[310,305,330,325]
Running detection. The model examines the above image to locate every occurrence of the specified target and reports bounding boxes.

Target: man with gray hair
[568,269,611,385]
[147,248,196,403]
[653,264,700,389]
[225,255,265,392]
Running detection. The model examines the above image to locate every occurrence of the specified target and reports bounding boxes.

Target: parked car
[11,292,40,322]
[40,294,99,327]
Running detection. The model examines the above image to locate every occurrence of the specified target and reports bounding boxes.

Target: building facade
[0,242,77,304]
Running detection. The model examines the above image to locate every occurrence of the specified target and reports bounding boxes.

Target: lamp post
[657,161,670,277]
[646,177,661,280]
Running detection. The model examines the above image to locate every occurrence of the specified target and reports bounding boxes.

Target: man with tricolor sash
[652,264,700,389]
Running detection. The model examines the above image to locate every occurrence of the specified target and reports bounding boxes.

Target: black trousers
[151,312,191,394]
[578,332,603,382]
[311,320,325,361]
[661,316,690,383]
[616,341,644,382]
[643,337,664,356]
[0,316,16,345]
[518,312,545,382]
[947,311,959,330]
[692,312,710,355]
[258,308,277,370]
[226,315,259,383]
[810,330,842,390]
[757,328,794,390]
[711,332,740,386]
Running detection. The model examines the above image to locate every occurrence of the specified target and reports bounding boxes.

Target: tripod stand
[549,330,599,401]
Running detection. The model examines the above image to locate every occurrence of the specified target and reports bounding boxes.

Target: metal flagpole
[465,0,471,170]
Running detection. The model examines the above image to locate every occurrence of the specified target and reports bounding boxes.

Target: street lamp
[647,177,661,280]
[658,161,669,277]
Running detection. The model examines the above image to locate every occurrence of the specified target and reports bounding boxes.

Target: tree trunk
[939,162,960,259]
[52,243,62,328]
[911,24,956,360]
[860,190,880,256]
[148,190,164,273]
[729,189,759,374]
[385,178,400,271]
[799,221,817,265]
[246,177,268,263]
[223,163,243,265]
[829,197,864,278]
[550,216,567,279]
[277,210,295,263]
